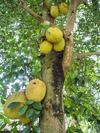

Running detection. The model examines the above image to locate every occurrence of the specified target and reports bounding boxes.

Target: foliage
[0,0,100,132]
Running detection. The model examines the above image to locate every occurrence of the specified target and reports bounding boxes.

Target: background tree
[0,0,100,132]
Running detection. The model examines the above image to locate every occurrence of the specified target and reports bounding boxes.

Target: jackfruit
[58,2,68,15]
[40,40,53,54]
[46,27,63,43]
[19,115,30,124]
[50,5,59,18]
[54,38,65,51]
[3,91,27,119]
[25,79,46,102]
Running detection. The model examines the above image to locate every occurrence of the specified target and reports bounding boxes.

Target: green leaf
[0,113,4,119]
[34,126,41,133]
[32,102,42,111]
[40,23,49,30]
[26,108,34,119]
[26,100,34,105]
[4,117,11,124]
[65,99,71,108]
[27,109,40,121]
[7,102,20,109]
[26,108,40,121]
[18,104,28,116]
[22,125,30,133]
[0,123,6,131]
[33,110,40,121]
[13,83,20,91]
[1,98,6,104]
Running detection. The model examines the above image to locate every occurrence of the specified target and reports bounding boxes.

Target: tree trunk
[40,51,65,133]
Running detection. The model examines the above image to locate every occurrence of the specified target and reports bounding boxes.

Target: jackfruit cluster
[39,26,65,53]
[50,2,69,18]
[3,79,46,124]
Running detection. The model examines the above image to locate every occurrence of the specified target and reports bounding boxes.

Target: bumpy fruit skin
[25,79,46,102]
[50,5,59,18]
[19,115,30,124]
[40,40,53,54]
[58,2,68,15]
[54,38,65,51]
[3,91,27,119]
[46,27,63,43]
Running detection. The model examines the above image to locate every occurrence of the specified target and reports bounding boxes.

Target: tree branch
[62,0,86,75]
[62,0,80,75]
[17,0,45,22]
[62,36,73,75]
[77,52,100,59]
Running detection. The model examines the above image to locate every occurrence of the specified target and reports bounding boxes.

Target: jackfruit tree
[0,0,100,133]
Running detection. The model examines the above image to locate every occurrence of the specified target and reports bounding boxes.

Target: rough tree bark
[40,52,65,133]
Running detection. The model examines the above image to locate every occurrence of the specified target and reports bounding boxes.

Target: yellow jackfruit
[58,2,68,15]
[3,91,27,119]
[40,40,53,54]
[25,79,46,102]
[50,5,59,18]
[54,38,65,51]
[46,27,63,43]
[19,115,30,124]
